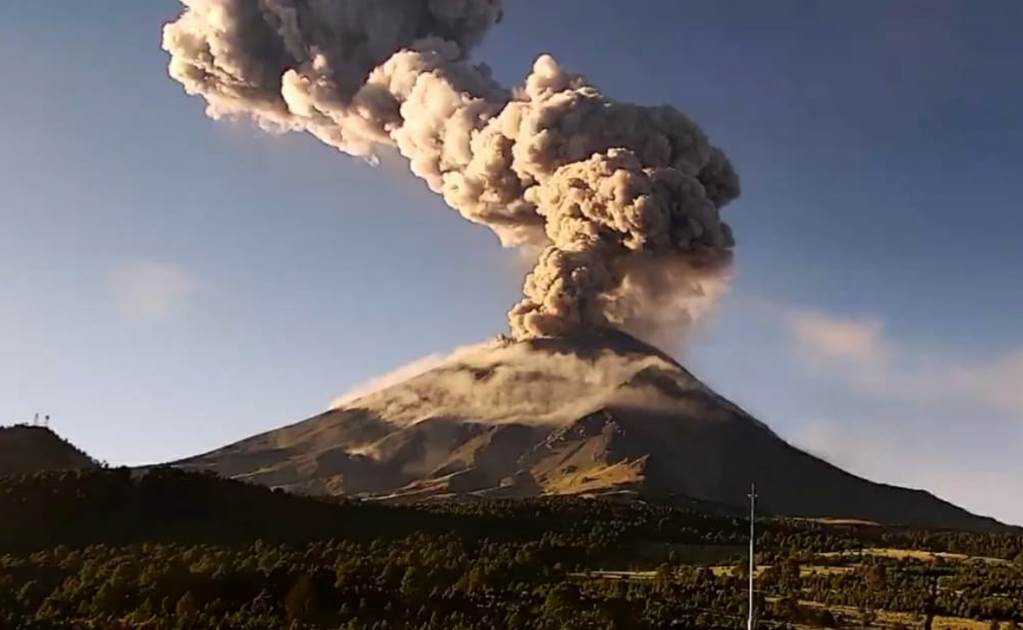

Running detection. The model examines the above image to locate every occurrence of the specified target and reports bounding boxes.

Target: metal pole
[748,482,757,630]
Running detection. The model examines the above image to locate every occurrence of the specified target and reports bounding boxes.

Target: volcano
[177,330,1002,531]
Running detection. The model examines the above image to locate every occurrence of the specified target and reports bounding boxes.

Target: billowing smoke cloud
[164,0,739,346]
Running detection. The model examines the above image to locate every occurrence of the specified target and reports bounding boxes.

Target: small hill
[0,425,96,476]
[0,466,752,553]
[177,330,1008,532]
[3,467,1018,555]
[0,467,373,553]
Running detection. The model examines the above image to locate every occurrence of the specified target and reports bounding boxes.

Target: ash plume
[163,0,740,346]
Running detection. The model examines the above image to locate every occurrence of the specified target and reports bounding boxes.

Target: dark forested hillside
[1,468,1020,629]
[0,425,95,476]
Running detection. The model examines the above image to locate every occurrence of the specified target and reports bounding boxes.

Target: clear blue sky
[2,1,1021,524]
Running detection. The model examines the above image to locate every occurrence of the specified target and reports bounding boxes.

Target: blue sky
[1,1,1020,524]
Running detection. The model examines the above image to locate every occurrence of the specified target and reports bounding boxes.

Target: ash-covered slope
[177,331,1002,531]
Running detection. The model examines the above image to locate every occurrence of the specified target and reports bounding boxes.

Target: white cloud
[786,310,889,366]
[952,350,1023,416]
[782,307,1023,417]
[108,261,198,321]
[717,299,1023,524]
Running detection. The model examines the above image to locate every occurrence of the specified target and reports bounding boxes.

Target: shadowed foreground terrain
[179,331,1004,532]
[1,468,1020,629]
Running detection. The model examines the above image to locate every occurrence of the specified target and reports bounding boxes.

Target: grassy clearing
[819,547,1012,565]
[707,564,854,578]
[709,565,771,577]
[796,600,995,630]
[569,570,657,581]
[799,565,855,576]
[575,545,1019,628]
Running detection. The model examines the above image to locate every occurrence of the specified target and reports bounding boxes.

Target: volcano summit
[178,330,1002,531]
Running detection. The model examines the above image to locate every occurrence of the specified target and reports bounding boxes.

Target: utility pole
[748,482,758,630]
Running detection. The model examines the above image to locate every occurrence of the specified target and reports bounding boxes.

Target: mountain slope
[177,331,1004,531]
[0,425,96,476]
